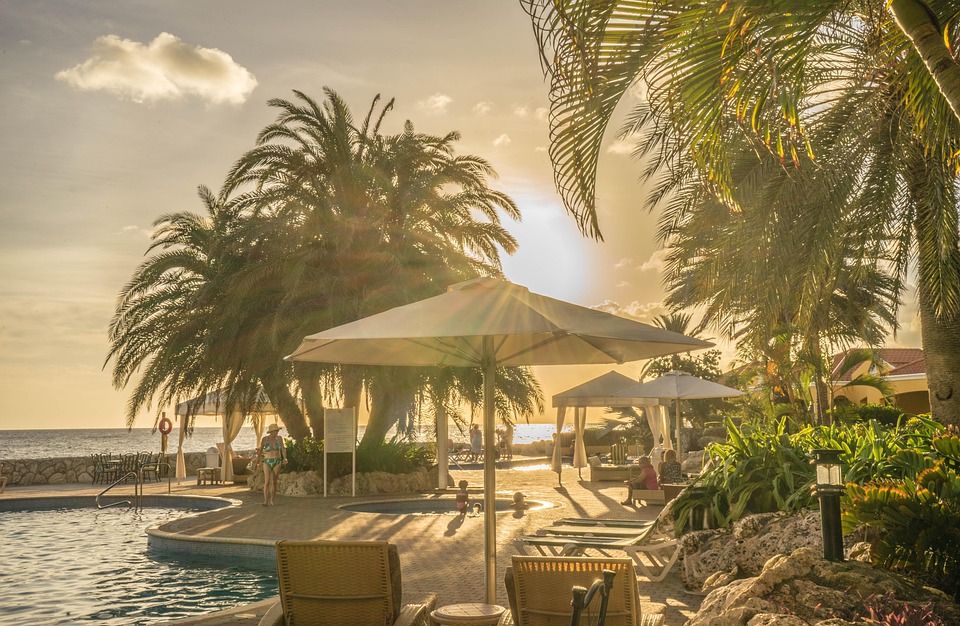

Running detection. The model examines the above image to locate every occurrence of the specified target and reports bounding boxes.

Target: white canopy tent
[612,371,746,458]
[174,389,276,483]
[551,370,665,481]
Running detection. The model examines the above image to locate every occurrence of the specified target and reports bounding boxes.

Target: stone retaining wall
[1,450,257,487]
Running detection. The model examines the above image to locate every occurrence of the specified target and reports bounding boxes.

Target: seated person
[621,456,658,505]
[658,449,683,484]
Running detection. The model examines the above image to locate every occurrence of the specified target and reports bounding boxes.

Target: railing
[96,470,143,511]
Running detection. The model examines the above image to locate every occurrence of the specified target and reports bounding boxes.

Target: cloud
[592,299,668,323]
[55,32,257,105]
[493,134,512,147]
[614,257,633,270]
[119,225,153,238]
[473,101,493,115]
[616,280,630,288]
[638,249,669,273]
[607,134,640,156]
[418,92,452,115]
[534,107,548,121]
[534,146,547,153]
[513,105,529,118]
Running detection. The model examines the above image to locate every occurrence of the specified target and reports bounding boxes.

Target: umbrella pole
[675,399,682,460]
[482,338,497,605]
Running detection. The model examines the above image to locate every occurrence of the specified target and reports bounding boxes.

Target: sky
[0,1,923,431]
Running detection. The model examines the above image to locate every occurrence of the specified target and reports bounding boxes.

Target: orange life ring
[158,416,173,435]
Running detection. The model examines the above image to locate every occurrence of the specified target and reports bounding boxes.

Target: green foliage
[670,415,947,534]
[844,429,960,600]
[284,437,435,479]
[834,404,908,427]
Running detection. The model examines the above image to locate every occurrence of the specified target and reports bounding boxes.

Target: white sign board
[323,407,357,497]
[324,408,357,453]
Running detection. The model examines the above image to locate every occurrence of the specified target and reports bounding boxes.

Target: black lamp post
[813,448,844,562]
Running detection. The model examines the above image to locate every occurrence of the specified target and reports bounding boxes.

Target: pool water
[0,507,277,625]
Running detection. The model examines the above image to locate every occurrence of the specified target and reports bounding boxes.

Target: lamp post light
[813,449,845,562]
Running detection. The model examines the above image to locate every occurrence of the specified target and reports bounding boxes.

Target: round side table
[431,602,505,625]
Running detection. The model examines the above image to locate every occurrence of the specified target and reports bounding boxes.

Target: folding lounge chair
[514,517,680,583]
[501,556,665,626]
[258,540,436,626]
[555,518,656,529]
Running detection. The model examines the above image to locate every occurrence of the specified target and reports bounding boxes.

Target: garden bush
[284,437,435,479]
[844,431,960,600]
[670,415,944,533]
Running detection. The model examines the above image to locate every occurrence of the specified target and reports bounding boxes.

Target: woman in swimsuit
[258,423,287,506]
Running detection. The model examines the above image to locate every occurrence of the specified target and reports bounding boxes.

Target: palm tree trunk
[293,362,325,439]
[259,377,311,440]
[890,0,960,124]
[918,284,960,429]
[361,370,415,446]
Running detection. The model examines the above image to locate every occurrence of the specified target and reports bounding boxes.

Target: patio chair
[500,556,664,626]
[139,452,161,482]
[258,540,436,626]
[514,514,680,583]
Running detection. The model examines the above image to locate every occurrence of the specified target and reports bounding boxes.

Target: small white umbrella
[286,277,711,603]
[614,371,744,457]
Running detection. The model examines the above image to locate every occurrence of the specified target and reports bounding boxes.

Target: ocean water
[0,423,563,460]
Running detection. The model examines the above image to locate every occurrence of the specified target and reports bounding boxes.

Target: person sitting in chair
[621,456,658,505]
[658,448,683,485]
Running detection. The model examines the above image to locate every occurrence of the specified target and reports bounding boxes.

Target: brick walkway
[6,462,702,625]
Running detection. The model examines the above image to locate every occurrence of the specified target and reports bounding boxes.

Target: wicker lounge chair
[514,515,680,583]
[587,456,634,482]
[258,540,436,626]
[500,556,665,625]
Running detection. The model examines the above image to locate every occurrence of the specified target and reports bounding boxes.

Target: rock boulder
[686,547,960,626]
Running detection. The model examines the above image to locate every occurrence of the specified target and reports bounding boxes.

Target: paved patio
[5,462,703,625]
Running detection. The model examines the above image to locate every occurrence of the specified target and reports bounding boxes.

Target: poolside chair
[501,556,664,626]
[258,540,436,626]
[587,456,634,482]
[514,514,680,583]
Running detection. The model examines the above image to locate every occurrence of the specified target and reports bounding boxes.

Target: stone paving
[4,461,703,625]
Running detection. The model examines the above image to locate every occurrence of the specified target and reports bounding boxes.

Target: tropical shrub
[670,416,945,534]
[284,437,435,479]
[844,433,960,600]
[834,403,908,427]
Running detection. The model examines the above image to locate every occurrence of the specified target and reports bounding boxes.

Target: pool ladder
[96,470,144,511]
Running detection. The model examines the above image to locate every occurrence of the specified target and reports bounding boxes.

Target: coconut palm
[523,0,960,427]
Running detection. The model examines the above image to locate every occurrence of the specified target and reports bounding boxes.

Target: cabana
[551,371,665,482]
[174,388,276,483]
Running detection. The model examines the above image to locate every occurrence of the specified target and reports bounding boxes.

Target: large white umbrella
[613,371,745,458]
[286,277,711,602]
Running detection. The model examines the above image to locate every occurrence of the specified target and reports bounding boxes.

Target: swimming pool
[0,501,277,625]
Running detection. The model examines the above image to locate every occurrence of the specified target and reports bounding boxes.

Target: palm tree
[222,89,538,444]
[105,186,310,435]
[523,0,960,427]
